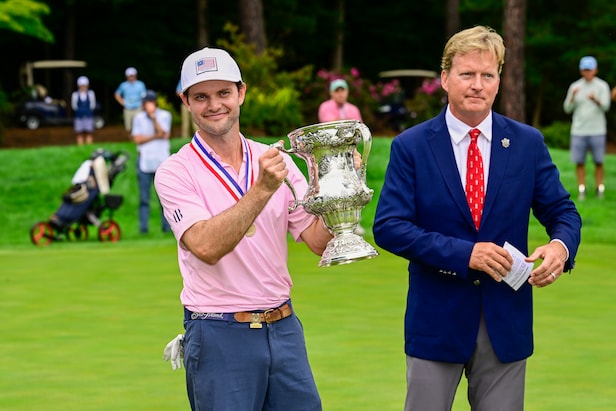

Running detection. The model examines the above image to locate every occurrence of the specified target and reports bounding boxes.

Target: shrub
[540,121,571,149]
[215,24,415,135]
[217,24,310,136]
[154,94,180,125]
[405,78,447,125]
[242,86,304,137]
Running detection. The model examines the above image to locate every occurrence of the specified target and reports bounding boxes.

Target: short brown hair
[441,25,506,74]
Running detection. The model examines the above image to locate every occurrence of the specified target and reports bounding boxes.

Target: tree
[5,0,616,135]
[239,0,267,55]
[60,2,77,109]
[501,0,526,122]
[0,0,53,42]
[445,0,460,38]
[331,0,345,73]
[196,0,209,47]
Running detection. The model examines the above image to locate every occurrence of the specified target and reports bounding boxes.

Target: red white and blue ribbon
[190,135,254,202]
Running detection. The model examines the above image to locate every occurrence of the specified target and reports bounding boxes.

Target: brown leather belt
[185,303,293,329]
[234,303,293,325]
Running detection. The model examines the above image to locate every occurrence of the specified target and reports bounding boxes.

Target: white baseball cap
[77,76,89,86]
[125,67,137,77]
[180,47,242,93]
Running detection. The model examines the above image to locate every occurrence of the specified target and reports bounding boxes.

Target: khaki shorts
[123,108,141,131]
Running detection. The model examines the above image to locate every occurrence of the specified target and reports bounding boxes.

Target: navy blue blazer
[373,109,582,363]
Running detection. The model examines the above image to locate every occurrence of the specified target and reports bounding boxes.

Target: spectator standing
[71,76,96,145]
[318,78,363,123]
[373,26,582,411]
[132,90,172,234]
[563,56,610,199]
[318,78,366,235]
[114,67,147,134]
[155,47,332,411]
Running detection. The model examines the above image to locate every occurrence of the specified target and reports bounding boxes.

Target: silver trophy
[275,119,379,267]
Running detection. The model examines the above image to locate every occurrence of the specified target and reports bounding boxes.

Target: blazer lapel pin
[501,138,510,148]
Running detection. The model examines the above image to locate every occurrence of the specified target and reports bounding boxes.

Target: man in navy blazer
[373,26,581,411]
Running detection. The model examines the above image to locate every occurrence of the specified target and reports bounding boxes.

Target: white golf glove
[163,334,184,371]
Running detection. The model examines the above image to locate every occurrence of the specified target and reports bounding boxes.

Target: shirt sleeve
[598,81,611,112]
[159,110,172,133]
[155,158,212,241]
[318,100,338,122]
[89,91,97,110]
[131,112,147,137]
[348,103,363,122]
[563,83,575,114]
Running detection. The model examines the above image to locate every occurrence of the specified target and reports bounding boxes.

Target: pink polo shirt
[318,99,363,123]
[154,134,316,313]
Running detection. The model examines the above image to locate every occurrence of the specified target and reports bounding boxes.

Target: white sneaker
[597,184,605,199]
[578,184,586,200]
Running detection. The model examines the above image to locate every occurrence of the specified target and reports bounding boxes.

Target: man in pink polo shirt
[318,78,363,123]
[155,47,333,411]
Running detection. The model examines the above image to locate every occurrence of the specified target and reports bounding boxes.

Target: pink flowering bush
[302,68,446,132]
[215,23,443,135]
[406,77,447,124]
[302,67,402,131]
[369,79,404,104]
[420,77,441,94]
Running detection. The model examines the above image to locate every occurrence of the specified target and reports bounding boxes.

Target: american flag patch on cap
[196,57,218,74]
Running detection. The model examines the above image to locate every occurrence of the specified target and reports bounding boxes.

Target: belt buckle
[249,313,263,329]
[263,308,277,324]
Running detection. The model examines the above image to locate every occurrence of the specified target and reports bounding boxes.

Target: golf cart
[14,60,104,130]
[375,69,439,132]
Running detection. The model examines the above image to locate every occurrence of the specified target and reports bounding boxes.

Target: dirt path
[0,125,181,149]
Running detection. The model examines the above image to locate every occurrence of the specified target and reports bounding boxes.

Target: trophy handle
[270,141,299,211]
[357,123,372,182]
[282,178,298,211]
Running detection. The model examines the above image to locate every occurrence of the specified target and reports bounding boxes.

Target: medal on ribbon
[190,135,257,237]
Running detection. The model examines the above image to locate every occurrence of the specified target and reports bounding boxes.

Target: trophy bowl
[282,120,379,267]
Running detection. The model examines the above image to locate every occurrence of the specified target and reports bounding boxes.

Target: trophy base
[319,231,379,267]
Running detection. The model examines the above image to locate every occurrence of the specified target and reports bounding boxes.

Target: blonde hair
[441,25,506,74]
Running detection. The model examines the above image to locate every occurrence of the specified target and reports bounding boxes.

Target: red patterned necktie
[466,128,484,230]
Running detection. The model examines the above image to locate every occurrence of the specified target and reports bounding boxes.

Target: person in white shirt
[71,76,96,145]
[563,56,611,199]
[131,90,172,233]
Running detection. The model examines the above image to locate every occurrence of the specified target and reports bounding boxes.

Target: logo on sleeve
[172,209,183,223]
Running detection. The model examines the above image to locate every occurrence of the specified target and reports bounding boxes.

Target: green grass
[1,137,616,247]
[1,138,616,410]
[1,241,615,410]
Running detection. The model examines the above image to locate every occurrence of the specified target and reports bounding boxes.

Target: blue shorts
[183,302,321,411]
[570,134,606,164]
[74,117,94,133]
